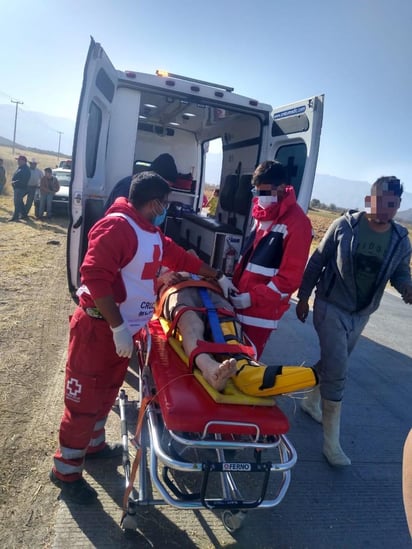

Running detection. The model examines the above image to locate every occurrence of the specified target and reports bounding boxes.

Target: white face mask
[258,195,277,208]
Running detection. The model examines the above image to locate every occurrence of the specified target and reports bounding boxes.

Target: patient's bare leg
[176,309,237,391]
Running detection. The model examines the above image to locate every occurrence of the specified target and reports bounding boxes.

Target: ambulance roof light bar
[156,70,234,93]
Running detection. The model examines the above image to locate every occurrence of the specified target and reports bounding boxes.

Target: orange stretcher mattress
[147,319,290,436]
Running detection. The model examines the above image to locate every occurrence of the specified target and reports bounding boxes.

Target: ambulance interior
[131,88,268,270]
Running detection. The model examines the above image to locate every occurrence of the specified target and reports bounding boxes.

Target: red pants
[241,325,273,359]
[53,307,129,481]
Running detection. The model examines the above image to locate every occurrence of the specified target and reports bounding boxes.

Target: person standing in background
[0,159,6,195]
[206,188,219,217]
[38,168,60,219]
[296,176,412,467]
[25,159,43,216]
[8,155,31,222]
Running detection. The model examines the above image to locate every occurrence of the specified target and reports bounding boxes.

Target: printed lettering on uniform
[66,377,82,403]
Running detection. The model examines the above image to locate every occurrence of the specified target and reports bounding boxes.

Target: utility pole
[56,131,63,165]
[11,99,24,156]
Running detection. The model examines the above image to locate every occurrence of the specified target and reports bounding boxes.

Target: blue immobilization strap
[191,275,225,343]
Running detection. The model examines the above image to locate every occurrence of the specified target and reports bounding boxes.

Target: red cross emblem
[142,244,161,293]
[67,377,82,398]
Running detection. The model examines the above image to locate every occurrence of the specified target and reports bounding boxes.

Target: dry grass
[0,193,68,333]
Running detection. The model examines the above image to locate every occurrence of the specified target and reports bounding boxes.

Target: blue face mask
[153,207,167,226]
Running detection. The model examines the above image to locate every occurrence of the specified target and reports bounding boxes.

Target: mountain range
[1,103,411,222]
[313,174,412,222]
[0,103,74,156]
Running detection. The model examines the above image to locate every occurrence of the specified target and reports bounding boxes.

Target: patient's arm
[158,270,186,288]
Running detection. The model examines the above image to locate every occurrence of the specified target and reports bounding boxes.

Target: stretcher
[117,312,314,534]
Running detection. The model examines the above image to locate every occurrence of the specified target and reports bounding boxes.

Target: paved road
[52,292,412,548]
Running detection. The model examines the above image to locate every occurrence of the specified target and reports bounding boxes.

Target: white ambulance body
[68,38,324,297]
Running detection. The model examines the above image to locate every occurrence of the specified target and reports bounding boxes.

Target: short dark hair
[252,160,287,187]
[129,171,170,207]
[371,176,403,197]
[44,167,52,173]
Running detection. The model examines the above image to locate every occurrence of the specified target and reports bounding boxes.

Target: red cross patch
[142,244,161,293]
[67,377,82,399]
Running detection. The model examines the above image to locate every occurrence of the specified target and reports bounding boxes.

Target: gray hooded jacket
[298,211,411,315]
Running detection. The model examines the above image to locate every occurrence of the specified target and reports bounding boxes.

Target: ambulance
[67,38,324,298]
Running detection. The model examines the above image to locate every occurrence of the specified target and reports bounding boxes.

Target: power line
[56,131,63,164]
[11,99,24,155]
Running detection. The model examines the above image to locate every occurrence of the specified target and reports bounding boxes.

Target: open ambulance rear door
[67,38,139,298]
[267,95,324,212]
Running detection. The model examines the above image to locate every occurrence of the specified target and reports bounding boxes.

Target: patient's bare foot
[196,356,237,391]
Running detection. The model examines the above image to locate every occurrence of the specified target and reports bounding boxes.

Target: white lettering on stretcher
[223,462,251,471]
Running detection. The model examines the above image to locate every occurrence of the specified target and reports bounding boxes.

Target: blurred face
[365,189,400,223]
[254,182,286,206]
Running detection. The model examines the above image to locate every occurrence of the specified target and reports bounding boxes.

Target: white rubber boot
[322,399,351,466]
[301,385,322,423]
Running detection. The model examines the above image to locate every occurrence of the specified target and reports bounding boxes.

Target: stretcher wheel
[121,511,139,531]
[221,510,247,533]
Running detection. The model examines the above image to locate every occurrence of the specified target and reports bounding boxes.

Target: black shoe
[85,442,123,460]
[49,470,98,505]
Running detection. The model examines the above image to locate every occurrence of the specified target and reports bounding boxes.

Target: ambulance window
[204,138,222,185]
[96,68,115,103]
[271,114,309,137]
[85,102,102,178]
[275,143,307,197]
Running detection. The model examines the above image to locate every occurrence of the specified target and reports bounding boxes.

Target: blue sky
[1,0,411,190]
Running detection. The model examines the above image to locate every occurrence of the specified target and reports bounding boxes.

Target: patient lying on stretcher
[157,270,316,395]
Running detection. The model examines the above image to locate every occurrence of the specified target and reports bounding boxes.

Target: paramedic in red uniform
[50,171,235,505]
[230,160,312,358]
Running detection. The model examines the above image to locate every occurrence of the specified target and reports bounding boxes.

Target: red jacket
[232,187,312,329]
[79,197,202,309]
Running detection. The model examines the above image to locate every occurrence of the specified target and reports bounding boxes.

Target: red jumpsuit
[53,198,202,481]
[232,187,312,357]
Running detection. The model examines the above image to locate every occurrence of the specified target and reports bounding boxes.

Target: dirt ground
[0,193,73,548]
[0,190,410,548]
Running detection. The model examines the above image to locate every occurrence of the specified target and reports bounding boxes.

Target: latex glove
[296,299,309,322]
[111,322,134,358]
[217,273,237,298]
[230,292,251,309]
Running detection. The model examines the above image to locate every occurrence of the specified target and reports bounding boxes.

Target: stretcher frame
[119,319,298,533]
